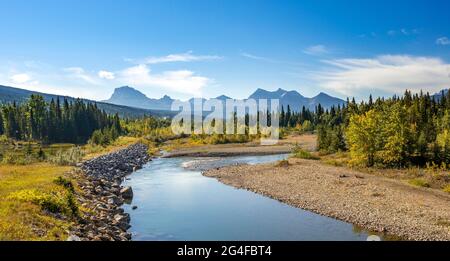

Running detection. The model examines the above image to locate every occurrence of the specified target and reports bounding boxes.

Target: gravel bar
[204,158,450,241]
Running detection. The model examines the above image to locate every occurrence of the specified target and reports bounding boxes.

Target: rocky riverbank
[69,143,151,241]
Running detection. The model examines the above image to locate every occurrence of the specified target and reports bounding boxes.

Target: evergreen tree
[0,111,3,135]
[286,105,292,127]
[0,94,120,144]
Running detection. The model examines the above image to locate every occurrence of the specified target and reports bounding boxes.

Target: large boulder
[120,186,133,200]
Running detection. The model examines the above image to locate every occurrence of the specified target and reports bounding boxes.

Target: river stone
[114,213,130,224]
[67,234,81,241]
[74,143,151,241]
[120,186,133,200]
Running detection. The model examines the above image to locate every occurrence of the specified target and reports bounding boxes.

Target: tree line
[0,94,122,144]
[270,90,450,168]
[279,104,322,131]
[316,90,450,167]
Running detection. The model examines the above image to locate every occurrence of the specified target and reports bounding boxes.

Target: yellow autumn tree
[346,109,385,167]
[381,103,411,166]
[436,129,450,162]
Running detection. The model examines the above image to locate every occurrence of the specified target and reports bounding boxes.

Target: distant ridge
[0,85,176,118]
[432,89,449,100]
[248,88,345,111]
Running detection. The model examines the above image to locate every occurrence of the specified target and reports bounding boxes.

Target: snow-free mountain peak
[103,86,344,111]
[103,86,174,110]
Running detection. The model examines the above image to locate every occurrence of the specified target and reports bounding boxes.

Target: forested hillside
[316,90,450,167]
[0,95,122,144]
[0,85,175,118]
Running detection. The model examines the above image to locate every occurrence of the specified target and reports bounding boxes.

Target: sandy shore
[204,158,450,240]
[162,143,292,157]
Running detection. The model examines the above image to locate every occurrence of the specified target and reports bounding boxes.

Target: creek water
[122,154,381,241]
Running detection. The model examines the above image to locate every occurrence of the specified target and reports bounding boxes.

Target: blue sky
[0,0,450,101]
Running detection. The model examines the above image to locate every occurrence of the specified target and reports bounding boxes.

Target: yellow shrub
[443,185,450,194]
[408,178,430,188]
[7,189,75,216]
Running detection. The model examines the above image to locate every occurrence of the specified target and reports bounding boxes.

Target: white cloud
[64,67,84,74]
[303,45,328,56]
[240,52,305,67]
[131,51,222,64]
[10,73,31,84]
[118,64,209,96]
[240,52,272,61]
[64,67,99,85]
[388,28,419,36]
[316,55,450,97]
[98,70,115,80]
[436,37,450,45]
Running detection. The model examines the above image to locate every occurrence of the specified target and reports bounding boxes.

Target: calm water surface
[123,154,380,241]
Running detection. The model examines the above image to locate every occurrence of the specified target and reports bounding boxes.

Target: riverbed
[122,155,380,241]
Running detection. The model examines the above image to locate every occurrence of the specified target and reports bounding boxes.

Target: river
[122,154,382,241]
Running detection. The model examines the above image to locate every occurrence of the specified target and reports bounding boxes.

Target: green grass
[0,135,149,240]
[189,133,257,145]
[0,141,75,165]
[0,163,74,240]
[323,159,345,167]
[291,146,320,160]
[82,136,141,159]
[408,178,430,188]
[48,147,84,166]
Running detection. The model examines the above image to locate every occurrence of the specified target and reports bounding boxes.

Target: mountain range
[248,88,345,111]
[103,86,346,111]
[432,89,449,100]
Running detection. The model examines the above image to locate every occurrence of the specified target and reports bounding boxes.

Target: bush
[53,176,74,193]
[0,135,8,143]
[408,178,430,188]
[8,178,79,218]
[65,192,79,218]
[1,153,35,165]
[48,147,84,166]
[291,145,319,160]
[2,153,16,164]
[275,159,290,167]
[323,159,344,167]
[300,120,313,132]
[189,133,255,145]
[443,184,450,194]
[88,126,121,147]
[89,129,109,146]
[37,147,46,160]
